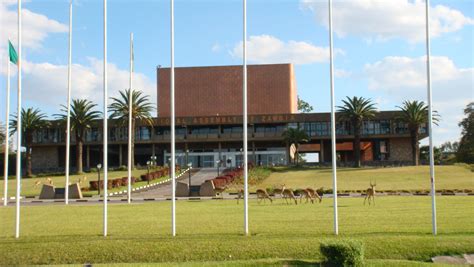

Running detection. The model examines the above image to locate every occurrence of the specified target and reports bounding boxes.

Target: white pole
[243,0,249,236]
[3,43,11,207]
[425,0,437,236]
[127,32,133,204]
[65,0,73,205]
[328,0,339,235]
[3,40,11,207]
[103,0,108,237]
[170,0,176,237]
[15,0,22,239]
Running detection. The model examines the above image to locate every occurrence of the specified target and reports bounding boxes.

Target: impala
[272,184,286,198]
[306,187,322,203]
[364,181,376,206]
[282,188,298,205]
[299,189,315,204]
[256,189,273,204]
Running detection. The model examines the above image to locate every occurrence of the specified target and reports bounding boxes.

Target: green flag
[9,40,18,65]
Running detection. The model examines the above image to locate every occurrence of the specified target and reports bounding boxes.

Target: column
[119,144,123,166]
[320,140,325,162]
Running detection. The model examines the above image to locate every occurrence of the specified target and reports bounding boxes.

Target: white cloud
[335,68,351,78]
[365,56,473,144]
[211,43,221,53]
[230,34,342,65]
[300,0,474,42]
[10,58,156,115]
[0,1,67,50]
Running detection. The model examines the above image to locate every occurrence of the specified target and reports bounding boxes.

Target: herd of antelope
[236,184,323,205]
[234,181,377,206]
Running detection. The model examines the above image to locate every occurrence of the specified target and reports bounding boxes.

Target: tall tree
[397,100,439,166]
[55,99,101,174]
[10,108,49,176]
[457,102,474,163]
[298,96,314,113]
[337,96,377,167]
[0,123,5,147]
[109,89,154,168]
[282,127,309,165]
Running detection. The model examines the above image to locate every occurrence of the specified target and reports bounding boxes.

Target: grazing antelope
[46,178,54,185]
[282,188,298,205]
[306,187,322,203]
[34,180,42,188]
[299,189,315,204]
[364,181,376,206]
[236,189,244,204]
[256,189,273,204]
[272,184,286,198]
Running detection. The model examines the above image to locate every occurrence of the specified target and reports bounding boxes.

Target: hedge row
[88,166,180,190]
[89,177,137,190]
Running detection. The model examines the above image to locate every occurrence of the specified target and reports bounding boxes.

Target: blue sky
[0,0,473,145]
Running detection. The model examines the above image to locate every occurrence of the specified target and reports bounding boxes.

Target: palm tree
[282,127,309,165]
[109,89,154,168]
[337,96,377,168]
[55,99,101,174]
[0,123,5,146]
[397,100,439,166]
[10,108,49,177]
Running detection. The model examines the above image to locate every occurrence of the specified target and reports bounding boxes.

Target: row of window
[32,121,427,144]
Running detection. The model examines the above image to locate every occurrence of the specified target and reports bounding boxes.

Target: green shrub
[320,239,364,267]
[115,165,128,171]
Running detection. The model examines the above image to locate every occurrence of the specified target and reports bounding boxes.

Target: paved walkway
[131,168,218,198]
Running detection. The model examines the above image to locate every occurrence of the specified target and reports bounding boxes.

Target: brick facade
[157,64,298,117]
[389,138,412,162]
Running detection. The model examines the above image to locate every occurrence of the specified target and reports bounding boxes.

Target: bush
[320,239,364,267]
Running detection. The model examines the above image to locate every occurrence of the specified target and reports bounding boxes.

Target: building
[30,63,425,173]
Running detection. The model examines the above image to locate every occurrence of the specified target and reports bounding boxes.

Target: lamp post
[187,162,192,196]
[185,149,189,169]
[151,155,157,170]
[239,148,243,168]
[97,163,102,196]
[146,161,151,185]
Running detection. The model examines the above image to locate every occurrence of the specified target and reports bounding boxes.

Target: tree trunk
[25,132,33,177]
[76,134,84,174]
[26,145,32,177]
[353,122,361,168]
[410,129,419,166]
[131,119,135,169]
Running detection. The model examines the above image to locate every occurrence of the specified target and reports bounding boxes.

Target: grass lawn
[0,196,472,265]
[255,165,474,192]
[0,169,151,197]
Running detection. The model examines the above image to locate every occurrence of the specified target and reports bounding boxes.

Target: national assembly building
[30,63,425,172]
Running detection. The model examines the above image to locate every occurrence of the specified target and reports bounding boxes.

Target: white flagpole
[103,0,108,237]
[127,32,133,204]
[328,0,339,235]
[170,0,176,237]
[3,39,11,207]
[425,0,437,236]
[243,0,249,236]
[15,0,22,239]
[65,0,73,205]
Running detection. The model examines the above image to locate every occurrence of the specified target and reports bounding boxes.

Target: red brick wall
[157,64,297,117]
